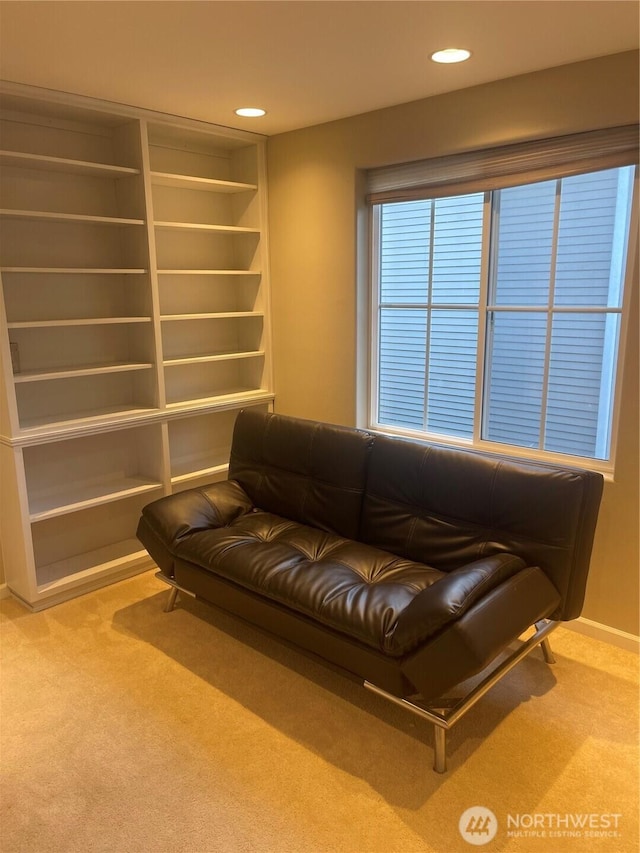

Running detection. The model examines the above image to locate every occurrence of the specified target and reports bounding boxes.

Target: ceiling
[0,1,638,136]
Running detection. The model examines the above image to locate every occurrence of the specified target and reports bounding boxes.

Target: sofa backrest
[229,409,374,540]
[359,434,604,621]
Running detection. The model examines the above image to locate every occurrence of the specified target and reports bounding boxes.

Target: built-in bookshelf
[0,83,273,610]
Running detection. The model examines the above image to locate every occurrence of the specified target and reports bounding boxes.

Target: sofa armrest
[140,480,254,552]
[391,554,528,654]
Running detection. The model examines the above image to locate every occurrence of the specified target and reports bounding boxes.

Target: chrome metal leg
[164,586,179,612]
[433,726,447,773]
[540,637,556,664]
[155,571,194,612]
[364,619,560,773]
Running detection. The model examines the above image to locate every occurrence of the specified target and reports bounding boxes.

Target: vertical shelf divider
[138,119,167,412]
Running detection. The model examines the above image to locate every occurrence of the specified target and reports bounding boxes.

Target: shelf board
[0,150,140,178]
[14,362,154,383]
[29,477,163,521]
[35,539,151,592]
[166,388,270,410]
[172,462,229,485]
[1,267,147,274]
[8,316,152,328]
[160,311,263,321]
[150,171,256,193]
[0,209,145,226]
[156,269,260,276]
[164,350,264,367]
[18,405,159,433]
[154,220,259,234]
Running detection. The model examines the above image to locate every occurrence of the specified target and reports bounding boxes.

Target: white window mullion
[370,205,382,426]
[595,167,635,457]
[422,200,435,430]
[605,171,638,466]
[595,313,619,459]
[475,191,494,444]
[538,179,562,451]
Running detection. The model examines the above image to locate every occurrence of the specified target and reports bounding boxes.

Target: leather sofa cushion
[360,433,603,619]
[228,409,374,541]
[173,503,525,656]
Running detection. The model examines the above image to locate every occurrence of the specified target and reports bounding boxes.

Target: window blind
[367,125,639,204]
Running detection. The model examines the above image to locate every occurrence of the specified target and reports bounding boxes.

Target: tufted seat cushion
[171,500,526,657]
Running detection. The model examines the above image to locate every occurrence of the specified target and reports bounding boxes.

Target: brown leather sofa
[136,409,604,772]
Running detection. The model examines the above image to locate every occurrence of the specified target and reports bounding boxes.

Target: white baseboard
[566,616,640,653]
[0,583,10,601]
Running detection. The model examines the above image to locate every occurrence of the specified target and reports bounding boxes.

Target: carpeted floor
[1,570,638,853]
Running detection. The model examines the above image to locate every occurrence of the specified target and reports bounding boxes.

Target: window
[368,130,638,471]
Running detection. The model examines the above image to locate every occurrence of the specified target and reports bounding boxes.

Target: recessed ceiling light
[235,107,266,118]
[430,48,471,64]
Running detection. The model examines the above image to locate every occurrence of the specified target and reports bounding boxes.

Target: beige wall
[267,51,639,635]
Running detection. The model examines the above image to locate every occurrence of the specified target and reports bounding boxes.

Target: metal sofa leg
[433,725,447,773]
[155,571,193,612]
[164,585,179,612]
[540,637,556,664]
[365,619,560,773]
[535,621,556,664]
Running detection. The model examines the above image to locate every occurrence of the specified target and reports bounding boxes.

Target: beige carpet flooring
[1,570,638,853]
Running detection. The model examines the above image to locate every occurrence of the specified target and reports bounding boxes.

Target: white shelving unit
[0,83,273,610]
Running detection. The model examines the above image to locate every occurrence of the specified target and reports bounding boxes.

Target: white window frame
[367,166,638,477]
